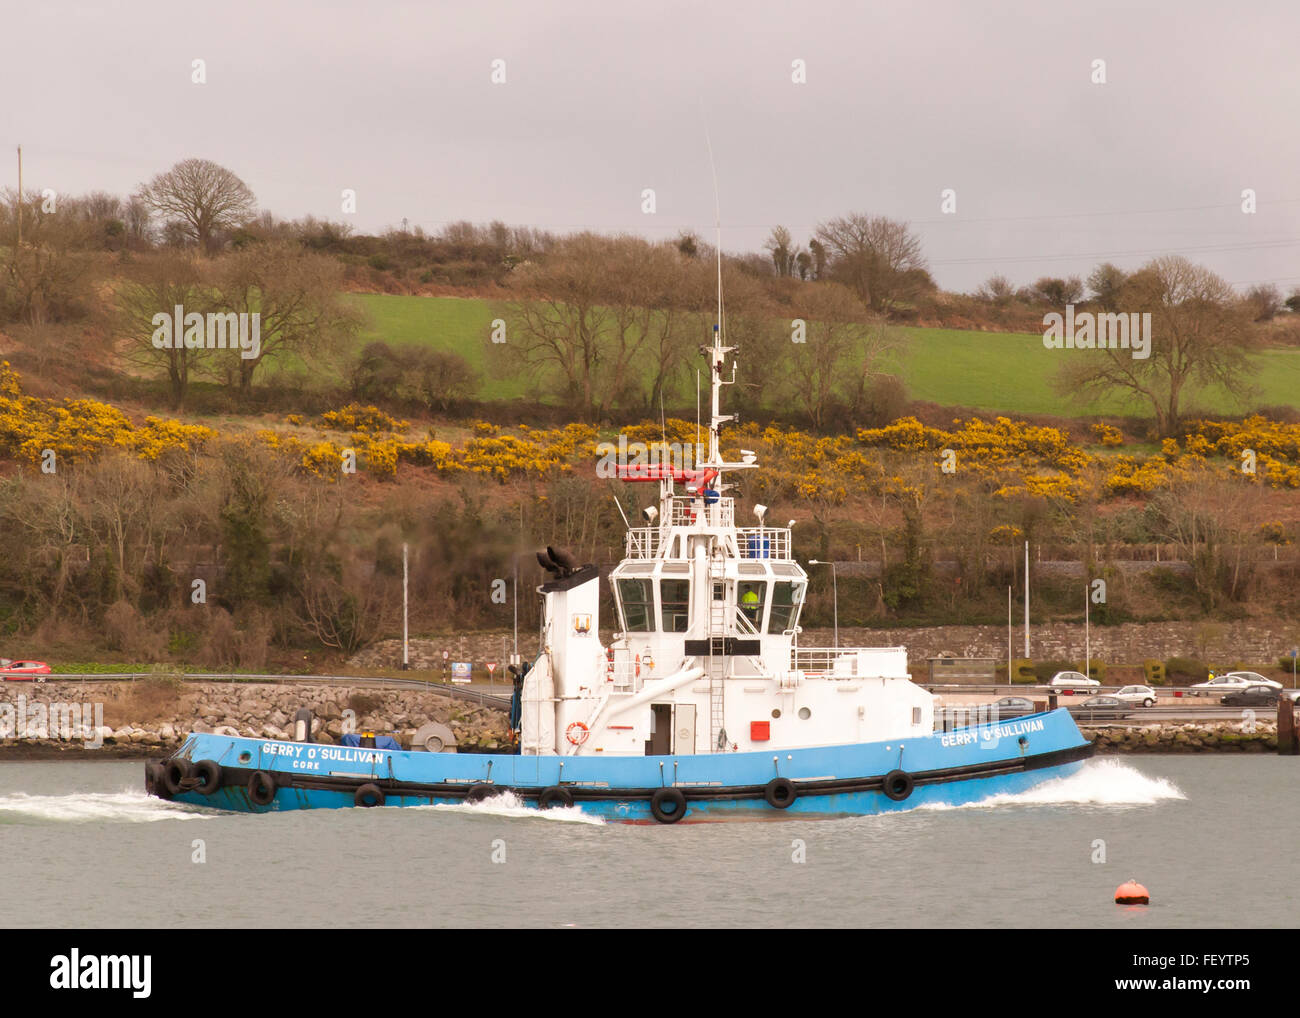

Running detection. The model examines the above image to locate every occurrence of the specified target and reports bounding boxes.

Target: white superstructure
[519,323,934,759]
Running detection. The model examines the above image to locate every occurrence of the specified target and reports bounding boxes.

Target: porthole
[771,709,781,719]
[238,750,252,764]
[798,707,811,720]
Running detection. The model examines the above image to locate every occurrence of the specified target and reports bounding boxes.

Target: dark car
[985,696,1038,718]
[1221,685,1280,707]
[935,696,1037,731]
[1067,696,1131,721]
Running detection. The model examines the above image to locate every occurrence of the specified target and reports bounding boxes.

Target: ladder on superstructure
[706,551,728,751]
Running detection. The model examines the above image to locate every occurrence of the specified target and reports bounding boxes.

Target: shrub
[1033,659,1077,682]
[1010,658,1037,684]
[1078,661,1106,682]
[1143,659,1167,686]
[1165,656,1210,684]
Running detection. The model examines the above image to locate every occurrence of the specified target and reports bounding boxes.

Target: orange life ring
[566,721,590,746]
[635,655,641,678]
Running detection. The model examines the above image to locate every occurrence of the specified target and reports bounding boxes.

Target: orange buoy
[1115,880,1150,905]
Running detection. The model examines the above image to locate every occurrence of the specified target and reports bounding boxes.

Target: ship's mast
[704,125,733,483]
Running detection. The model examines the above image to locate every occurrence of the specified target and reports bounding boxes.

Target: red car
[0,660,50,681]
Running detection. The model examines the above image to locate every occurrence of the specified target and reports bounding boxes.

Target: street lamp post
[808,560,838,648]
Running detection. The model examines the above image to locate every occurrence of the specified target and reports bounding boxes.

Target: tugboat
[146,323,1093,822]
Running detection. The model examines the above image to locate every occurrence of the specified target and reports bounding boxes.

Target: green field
[341,293,1300,419]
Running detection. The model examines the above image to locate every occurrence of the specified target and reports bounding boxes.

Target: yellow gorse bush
[7,361,1300,495]
[0,364,212,466]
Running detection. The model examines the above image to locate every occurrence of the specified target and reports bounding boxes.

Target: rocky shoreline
[0,680,511,759]
[0,680,1284,758]
[1085,721,1280,753]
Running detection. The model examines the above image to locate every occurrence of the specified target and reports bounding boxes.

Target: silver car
[1112,684,1157,707]
[1048,670,1101,691]
[1188,672,1282,696]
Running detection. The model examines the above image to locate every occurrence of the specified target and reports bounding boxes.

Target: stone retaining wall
[351,618,1296,677]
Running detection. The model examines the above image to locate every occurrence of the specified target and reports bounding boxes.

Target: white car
[1048,671,1101,690]
[1188,672,1283,696]
[1113,684,1158,707]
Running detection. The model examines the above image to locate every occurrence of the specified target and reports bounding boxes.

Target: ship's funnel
[547,545,581,573]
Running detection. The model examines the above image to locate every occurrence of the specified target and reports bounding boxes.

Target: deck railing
[736,527,791,560]
[791,646,907,679]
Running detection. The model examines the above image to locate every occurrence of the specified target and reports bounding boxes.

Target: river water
[0,755,1292,928]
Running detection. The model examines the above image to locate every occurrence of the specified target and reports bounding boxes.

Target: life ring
[161,758,191,797]
[247,770,276,806]
[466,783,496,803]
[635,655,641,678]
[881,769,915,802]
[354,783,385,808]
[566,722,589,746]
[192,759,223,796]
[650,787,687,824]
[764,777,797,809]
[538,785,574,810]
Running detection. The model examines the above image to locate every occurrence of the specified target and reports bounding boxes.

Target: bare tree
[500,234,703,419]
[765,225,796,277]
[1086,263,1128,310]
[814,213,930,313]
[137,159,257,253]
[1031,276,1084,306]
[115,253,208,407]
[0,191,97,325]
[1054,256,1255,437]
[778,283,906,430]
[1244,283,1282,322]
[208,242,362,391]
[977,274,1016,305]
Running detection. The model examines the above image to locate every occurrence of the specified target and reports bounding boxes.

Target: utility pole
[1007,585,1013,688]
[1023,541,1030,659]
[16,145,22,247]
[402,542,409,670]
[1085,583,1090,681]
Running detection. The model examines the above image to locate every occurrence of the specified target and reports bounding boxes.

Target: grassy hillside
[279,293,1300,419]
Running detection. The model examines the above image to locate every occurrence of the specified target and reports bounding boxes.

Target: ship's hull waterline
[146,709,1093,823]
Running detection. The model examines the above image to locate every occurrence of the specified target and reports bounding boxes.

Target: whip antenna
[703,113,724,343]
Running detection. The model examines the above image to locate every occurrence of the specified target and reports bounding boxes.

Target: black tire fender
[354,783,385,808]
[161,758,191,797]
[650,786,687,824]
[192,759,223,796]
[145,762,167,798]
[247,770,276,807]
[466,783,496,803]
[882,769,915,802]
[764,777,797,809]
[537,785,574,810]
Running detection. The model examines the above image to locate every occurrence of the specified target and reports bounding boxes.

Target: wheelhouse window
[738,581,767,628]
[768,581,804,633]
[661,579,690,633]
[618,578,655,632]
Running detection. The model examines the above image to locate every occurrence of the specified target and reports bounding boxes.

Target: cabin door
[645,703,673,755]
[674,703,696,754]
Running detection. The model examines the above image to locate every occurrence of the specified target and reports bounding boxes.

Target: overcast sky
[8,0,1299,294]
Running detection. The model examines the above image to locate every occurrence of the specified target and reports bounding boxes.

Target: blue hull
[147,708,1093,823]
